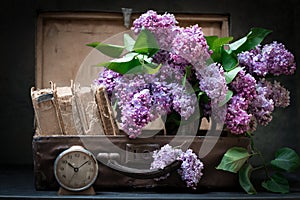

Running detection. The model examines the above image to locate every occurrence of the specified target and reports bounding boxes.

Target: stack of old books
[31,81,119,136]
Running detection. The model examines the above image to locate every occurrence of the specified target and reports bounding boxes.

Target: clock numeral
[87,175,91,180]
[83,156,86,160]
[62,160,67,164]
[62,174,66,179]
[60,167,64,171]
[75,153,80,158]
[67,155,72,159]
[88,161,91,165]
[89,168,94,172]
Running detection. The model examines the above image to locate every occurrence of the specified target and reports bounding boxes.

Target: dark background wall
[0,0,299,166]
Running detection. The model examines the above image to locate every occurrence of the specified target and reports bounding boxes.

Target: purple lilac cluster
[225,70,257,134]
[150,144,183,170]
[225,39,296,133]
[247,78,290,127]
[132,10,177,50]
[126,89,152,131]
[170,83,197,120]
[171,25,211,67]
[198,63,228,105]
[151,144,204,190]
[238,41,296,76]
[132,10,216,87]
[269,80,290,108]
[94,68,122,97]
[225,74,291,133]
[225,95,252,134]
[107,71,197,138]
[230,70,257,103]
[249,81,274,126]
[178,149,204,190]
[112,74,171,138]
[151,81,173,114]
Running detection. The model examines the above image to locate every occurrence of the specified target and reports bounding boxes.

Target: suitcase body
[32,135,250,191]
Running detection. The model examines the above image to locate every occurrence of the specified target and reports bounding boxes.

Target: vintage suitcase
[32,134,250,191]
[31,82,250,192]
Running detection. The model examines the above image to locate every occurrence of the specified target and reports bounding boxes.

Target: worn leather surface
[32,135,250,191]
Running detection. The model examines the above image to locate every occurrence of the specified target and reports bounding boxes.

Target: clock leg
[57,186,96,195]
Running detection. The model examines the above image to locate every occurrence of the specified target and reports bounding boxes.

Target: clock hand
[67,162,75,169]
[78,160,89,169]
[67,162,79,172]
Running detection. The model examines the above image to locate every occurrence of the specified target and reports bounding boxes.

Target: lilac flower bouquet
[88,10,300,193]
[91,10,295,138]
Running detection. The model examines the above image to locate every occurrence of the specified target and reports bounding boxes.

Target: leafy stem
[249,150,271,179]
[248,134,270,178]
[216,135,300,194]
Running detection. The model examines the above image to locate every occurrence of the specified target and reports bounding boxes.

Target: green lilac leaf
[230,28,272,54]
[216,147,251,173]
[182,72,187,87]
[228,37,247,52]
[238,163,257,194]
[135,54,161,74]
[218,89,233,107]
[221,48,238,71]
[205,36,233,62]
[98,52,137,65]
[270,147,300,172]
[98,56,142,75]
[133,29,159,57]
[224,66,244,84]
[205,36,218,47]
[124,34,135,51]
[140,62,162,74]
[182,66,192,87]
[86,42,124,58]
[262,173,289,194]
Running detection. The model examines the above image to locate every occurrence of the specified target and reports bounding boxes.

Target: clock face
[54,146,98,191]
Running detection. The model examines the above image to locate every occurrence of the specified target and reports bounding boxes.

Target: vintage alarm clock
[54,145,98,195]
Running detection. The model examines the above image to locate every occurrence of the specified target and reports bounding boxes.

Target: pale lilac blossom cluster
[151,144,204,189]
[150,144,183,170]
[178,149,204,190]
[172,25,211,67]
[170,83,197,120]
[198,63,228,105]
[132,10,177,50]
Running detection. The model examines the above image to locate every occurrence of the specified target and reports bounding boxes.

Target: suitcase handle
[107,159,182,179]
[97,153,181,179]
